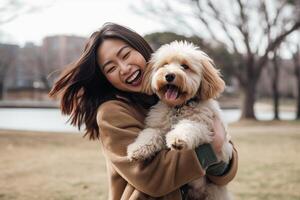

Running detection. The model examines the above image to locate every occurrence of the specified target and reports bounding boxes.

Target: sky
[0,0,166,46]
[0,0,298,58]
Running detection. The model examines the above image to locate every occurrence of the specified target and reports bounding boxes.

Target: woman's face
[97,39,146,93]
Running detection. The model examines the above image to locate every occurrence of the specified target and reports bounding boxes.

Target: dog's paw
[166,133,188,150]
[219,142,233,163]
[127,144,157,161]
[171,138,188,150]
[201,130,214,144]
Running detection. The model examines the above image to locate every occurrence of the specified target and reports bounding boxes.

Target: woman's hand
[211,117,225,154]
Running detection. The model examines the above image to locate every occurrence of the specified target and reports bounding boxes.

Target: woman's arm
[206,117,238,185]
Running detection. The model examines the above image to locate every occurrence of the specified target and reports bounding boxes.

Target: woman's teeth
[126,70,141,84]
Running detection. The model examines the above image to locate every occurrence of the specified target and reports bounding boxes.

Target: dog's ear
[141,61,154,95]
[197,59,225,100]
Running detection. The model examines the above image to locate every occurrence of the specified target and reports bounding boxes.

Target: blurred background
[0,0,299,199]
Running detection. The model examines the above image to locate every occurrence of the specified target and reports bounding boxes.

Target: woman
[49,22,238,200]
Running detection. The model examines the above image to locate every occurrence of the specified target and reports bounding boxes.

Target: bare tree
[134,0,300,119]
[271,50,281,120]
[0,0,52,25]
[292,43,300,119]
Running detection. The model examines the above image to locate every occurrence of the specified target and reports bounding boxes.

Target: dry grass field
[0,120,300,200]
[229,120,300,200]
[0,130,108,200]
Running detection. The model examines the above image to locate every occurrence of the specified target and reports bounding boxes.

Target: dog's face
[142,41,225,107]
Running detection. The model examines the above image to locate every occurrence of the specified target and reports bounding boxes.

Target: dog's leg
[205,184,232,200]
[187,178,207,200]
[127,128,164,161]
[166,119,213,150]
[218,141,233,164]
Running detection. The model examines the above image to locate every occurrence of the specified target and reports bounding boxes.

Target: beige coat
[97,100,238,200]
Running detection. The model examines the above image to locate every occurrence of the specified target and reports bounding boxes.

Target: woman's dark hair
[49,22,157,140]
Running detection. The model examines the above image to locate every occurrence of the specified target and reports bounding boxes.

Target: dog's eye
[181,64,189,69]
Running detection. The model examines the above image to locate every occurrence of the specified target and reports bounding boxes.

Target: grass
[229,120,300,200]
[0,120,300,200]
[0,130,108,200]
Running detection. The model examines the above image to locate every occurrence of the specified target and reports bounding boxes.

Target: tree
[271,50,281,120]
[0,0,51,25]
[292,42,300,119]
[133,0,300,119]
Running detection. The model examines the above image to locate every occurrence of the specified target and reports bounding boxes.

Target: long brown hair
[49,22,156,140]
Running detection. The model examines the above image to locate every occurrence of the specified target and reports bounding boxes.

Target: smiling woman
[98,39,146,92]
[49,22,156,140]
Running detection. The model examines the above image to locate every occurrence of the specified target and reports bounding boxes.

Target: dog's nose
[165,73,175,82]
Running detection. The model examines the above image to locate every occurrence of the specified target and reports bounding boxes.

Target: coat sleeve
[207,144,238,185]
[97,100,237,197]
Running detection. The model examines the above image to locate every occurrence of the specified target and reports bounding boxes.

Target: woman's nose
[119,61,131,75]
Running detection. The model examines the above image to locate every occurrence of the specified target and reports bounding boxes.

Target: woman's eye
[106,66,116,73]
[123,51,131,59]
[181,64,189,69]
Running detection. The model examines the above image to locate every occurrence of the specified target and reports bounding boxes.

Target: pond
[0,108,296,133]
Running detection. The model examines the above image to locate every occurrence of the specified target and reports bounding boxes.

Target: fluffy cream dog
[127,41,233,200]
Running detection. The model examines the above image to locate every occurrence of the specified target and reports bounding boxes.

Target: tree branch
[192,1,223,43]
[131,0,200,35]
[235,0,253,57]
[255,0,288,56]
[256,21,300,77]
[272,0,287,26]
[204,0,241,55]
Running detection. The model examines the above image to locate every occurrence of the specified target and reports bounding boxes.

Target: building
[0,43,20,99]
[1,35,87,101]
[42,35,86,85]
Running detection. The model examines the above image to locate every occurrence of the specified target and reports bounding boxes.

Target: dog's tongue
[165,86,178,100]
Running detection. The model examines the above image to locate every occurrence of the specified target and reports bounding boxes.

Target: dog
[127,41,233,200]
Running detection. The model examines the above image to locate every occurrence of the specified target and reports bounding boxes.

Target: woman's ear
[141,62,154,95]
[197,59,225,100]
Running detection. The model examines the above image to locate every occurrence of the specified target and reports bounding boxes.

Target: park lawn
[0,120,300,200]
[0,130,108,200]
[229,120,300,200]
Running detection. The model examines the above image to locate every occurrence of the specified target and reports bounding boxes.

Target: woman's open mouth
[125,70,142,86]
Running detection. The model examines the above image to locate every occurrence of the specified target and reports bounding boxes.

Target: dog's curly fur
[127,41,233,200]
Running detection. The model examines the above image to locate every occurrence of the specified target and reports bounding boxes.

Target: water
[0,108,296,132]
[0,108,79,133]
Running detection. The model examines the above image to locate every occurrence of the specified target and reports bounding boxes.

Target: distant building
[1,35,87,101]
[3,42,49,100]
[42,35,86,84]
[0,43,20,99]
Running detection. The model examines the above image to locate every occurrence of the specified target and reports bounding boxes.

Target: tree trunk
[293,46,300,119]
[0,81,3,100]
[241,79,256,119]
[295,64,300,119]
[297,75,300,119]
[272,53,280,120]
